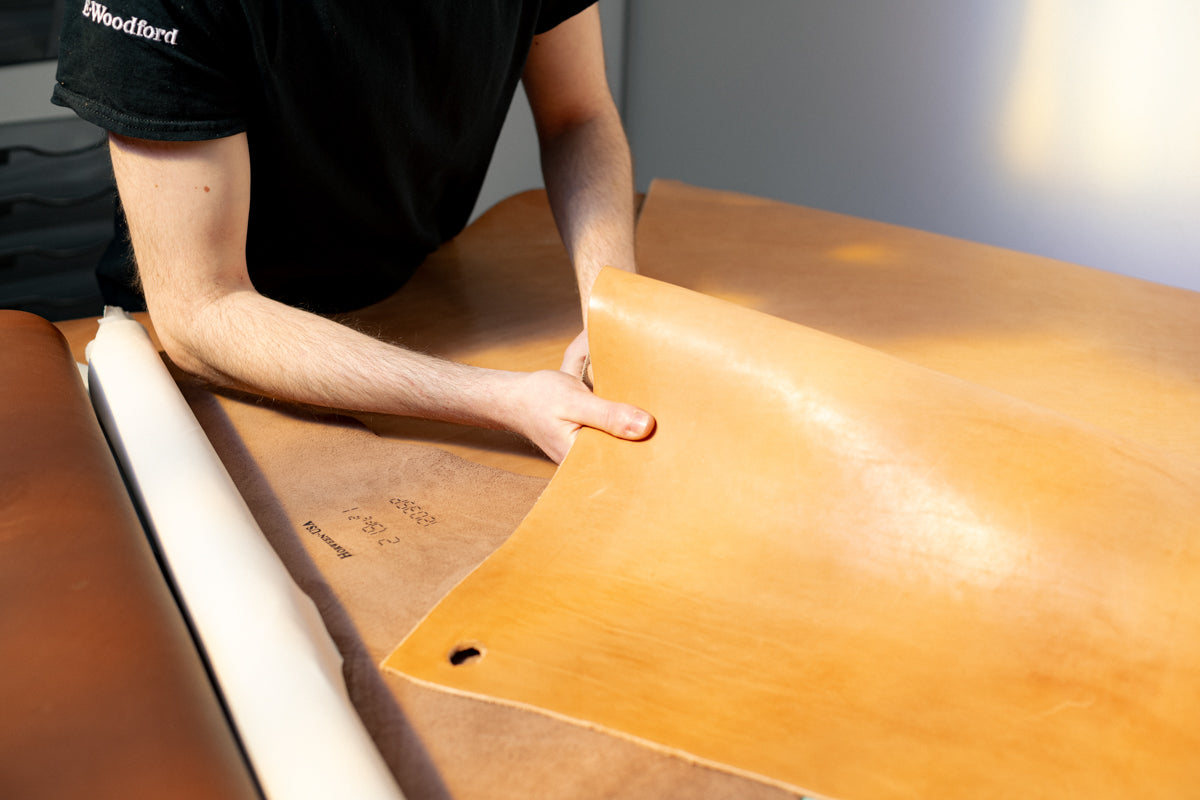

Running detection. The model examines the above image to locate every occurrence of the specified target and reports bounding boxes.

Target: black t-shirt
[52,0,594,312]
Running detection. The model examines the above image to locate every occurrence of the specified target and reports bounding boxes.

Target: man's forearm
[157,285,650,462]
[539,109,638,317]
[110,126,652,465]
[160,286,520,430]
[525,5,638,318]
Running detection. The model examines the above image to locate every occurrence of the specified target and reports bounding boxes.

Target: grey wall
[623,1,1200,292]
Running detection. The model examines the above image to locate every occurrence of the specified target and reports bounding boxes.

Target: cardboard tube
[86,308,405,800]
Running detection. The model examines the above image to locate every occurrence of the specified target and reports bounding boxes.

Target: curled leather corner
[384,269,1200,799]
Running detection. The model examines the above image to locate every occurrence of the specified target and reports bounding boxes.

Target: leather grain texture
[383,267,1200,799]
[635,180,1200,464]
[0,311,259,800]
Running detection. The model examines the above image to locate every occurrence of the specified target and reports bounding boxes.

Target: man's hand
[108,133,651,466]
[501,331,653,463]
[505,368,654,464]
[519,9,652,462]
[561,329,591,386]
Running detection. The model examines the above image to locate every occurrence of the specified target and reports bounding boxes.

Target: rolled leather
[0,311,259,800]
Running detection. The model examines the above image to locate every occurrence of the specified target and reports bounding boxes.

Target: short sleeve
[534,0,597,34]
[52,0,249,141]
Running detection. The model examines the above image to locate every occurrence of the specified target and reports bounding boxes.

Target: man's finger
[560,330,589,376]
[577,393,655,441]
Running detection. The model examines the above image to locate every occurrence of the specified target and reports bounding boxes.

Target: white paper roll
[86,308,405,800]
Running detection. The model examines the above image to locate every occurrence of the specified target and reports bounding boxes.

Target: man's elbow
[142,276,252,387]
[151,312,228,386]
[156,330,213,381]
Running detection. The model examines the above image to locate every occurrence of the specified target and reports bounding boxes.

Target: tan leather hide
[384,267,1200,799]
[54,182,1200,799]
[1,312,259,800]
[634,181,1200,465]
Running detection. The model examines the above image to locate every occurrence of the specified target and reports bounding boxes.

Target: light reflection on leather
[386,267,1200,800]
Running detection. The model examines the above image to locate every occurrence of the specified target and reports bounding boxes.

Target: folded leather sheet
[384,268,1200,798]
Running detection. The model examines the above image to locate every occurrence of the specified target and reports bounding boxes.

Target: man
[53,1,654,462]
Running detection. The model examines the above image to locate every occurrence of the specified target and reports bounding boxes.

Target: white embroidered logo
[81,0,179,45]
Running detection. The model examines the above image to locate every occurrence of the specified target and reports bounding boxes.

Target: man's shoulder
[54,0,251,141]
